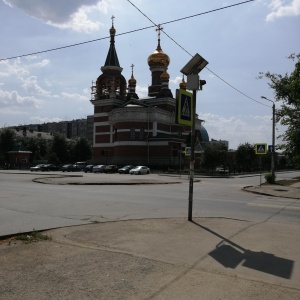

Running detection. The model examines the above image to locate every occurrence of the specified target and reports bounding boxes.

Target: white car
[129,166,150,175]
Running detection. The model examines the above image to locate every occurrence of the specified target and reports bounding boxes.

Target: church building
[90,19,209,168]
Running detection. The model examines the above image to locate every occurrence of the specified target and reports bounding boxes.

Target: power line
[0,0,267,107]
[127,0,269,107]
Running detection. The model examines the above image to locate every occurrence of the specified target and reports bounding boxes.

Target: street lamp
[181,53,208,221]
[261,96,276,182]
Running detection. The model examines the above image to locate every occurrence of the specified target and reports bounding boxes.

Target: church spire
[104,16,120,67]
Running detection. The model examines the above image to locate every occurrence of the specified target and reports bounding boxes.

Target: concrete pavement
[1,172,299,299]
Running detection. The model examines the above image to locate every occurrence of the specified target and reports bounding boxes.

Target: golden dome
[161,69,170,81]
[179,76,187,89]
[148,48,170,67]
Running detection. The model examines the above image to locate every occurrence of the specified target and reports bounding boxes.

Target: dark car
[92,165,106,173]
[30,164,45,172]
[84,164,94,173]
[118,165,135,174]
[73,162,87,171]
[61,164,75,172]
[41,164,59,171]
[103,165,118,173]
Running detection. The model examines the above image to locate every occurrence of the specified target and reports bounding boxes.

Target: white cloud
[61,92,89,102]
[30,116,64,123]
[266,0,300,21]
[3,0,113,33]
[22,76,51,96]
[200,112,278,149]
[0,89,41,108]
[0,58,29,78]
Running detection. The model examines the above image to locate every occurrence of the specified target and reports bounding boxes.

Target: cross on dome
[156,24,163,50]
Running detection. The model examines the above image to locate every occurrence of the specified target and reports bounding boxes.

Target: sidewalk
[1,217,300,299]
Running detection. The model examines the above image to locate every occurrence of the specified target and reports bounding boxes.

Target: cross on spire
[130,64,134,76]
[156,24,163,50]
[111,15,115,26]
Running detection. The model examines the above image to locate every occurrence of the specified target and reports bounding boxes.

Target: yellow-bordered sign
[176,89,193,126]
[185,147,191,156]
[255,143,267,155]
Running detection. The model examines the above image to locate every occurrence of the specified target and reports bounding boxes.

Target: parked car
[30,164,45,172]
[118,165,135,174]
[61,164,75,172]
[84,164,94,173]
[92,165,106,173]
[73,161,87,171]
[40,164,59,171]
[103,165,118,173]
[129,166,150,175]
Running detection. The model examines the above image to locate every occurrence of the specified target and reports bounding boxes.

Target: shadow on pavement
[191,220,294,279]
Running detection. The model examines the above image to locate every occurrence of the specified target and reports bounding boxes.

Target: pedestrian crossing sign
[255,143,267,155]
[176,89,193,126]
[185,147,191,156]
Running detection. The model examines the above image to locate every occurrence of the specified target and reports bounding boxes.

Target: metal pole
[188,89,197,221]
[261,96,276,182]
[271,102,275,181]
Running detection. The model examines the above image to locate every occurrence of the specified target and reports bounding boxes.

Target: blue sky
[0,0,299,149]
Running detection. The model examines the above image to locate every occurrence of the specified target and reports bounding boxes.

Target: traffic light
[199,79,206,90]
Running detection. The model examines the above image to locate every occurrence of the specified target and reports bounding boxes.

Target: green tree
[202,143,227,173]
[73,137,92,162]
[235,143,256,172]
[0,127,17,154]
[50,133,70,164]
[259,53,300,168]
[0,127,17,165]
[19,135,49,161]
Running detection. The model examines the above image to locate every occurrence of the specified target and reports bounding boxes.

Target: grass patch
[15,229,52,243]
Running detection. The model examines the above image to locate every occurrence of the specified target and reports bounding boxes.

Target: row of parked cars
[84,164,151,175]
[30,163,150,175]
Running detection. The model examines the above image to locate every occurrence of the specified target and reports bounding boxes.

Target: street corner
[243,184,300,199]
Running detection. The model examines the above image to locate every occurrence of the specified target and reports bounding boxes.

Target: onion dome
[147,25,170,68]
[110,25,116,35]
[128,74,136,85]
[161,69,170,81]
[148,48,170,67]
[179,75,187,90]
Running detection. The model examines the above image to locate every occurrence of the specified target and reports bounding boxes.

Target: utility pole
[261,96,276,182]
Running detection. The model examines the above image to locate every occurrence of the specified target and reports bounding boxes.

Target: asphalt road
[1,170,300,236]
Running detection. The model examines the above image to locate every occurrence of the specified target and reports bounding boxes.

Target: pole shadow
[191,221,294,279]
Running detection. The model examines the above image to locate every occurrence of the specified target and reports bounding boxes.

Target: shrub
[265,172,276,184]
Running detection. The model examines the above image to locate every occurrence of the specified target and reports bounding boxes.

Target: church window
[140,128,144,140]
[130,128,135,140]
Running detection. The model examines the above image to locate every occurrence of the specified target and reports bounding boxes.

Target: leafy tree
[0,127,17,165]
[0,127,17,154]
[50,133,70,164]
[202,143,227,173]
[259,53,300,168]
[73,137,92,162]
[235,143,256,172]
[19,135,49,161]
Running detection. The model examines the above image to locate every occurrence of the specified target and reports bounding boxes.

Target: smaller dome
[179,76,187,89]
[110,25,116,35]
[161,69,170,81]
[128,74,136,85]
